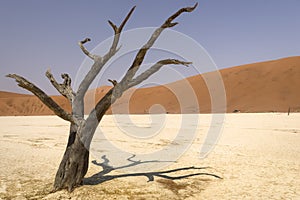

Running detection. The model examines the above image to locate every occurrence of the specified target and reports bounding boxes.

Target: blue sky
[1,0,300,94]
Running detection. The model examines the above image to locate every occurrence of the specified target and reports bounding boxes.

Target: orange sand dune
[105,56,300,114]
[0,92,70,116]
[1,56,300,116]
[220,56,300,112]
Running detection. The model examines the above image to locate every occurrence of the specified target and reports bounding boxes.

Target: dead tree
[6,3,197,192]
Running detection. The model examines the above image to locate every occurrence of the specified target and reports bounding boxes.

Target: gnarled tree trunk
[7,3,197,192]
[53,124,89,192]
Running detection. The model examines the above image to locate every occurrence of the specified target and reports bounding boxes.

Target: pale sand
[0,113,299,199]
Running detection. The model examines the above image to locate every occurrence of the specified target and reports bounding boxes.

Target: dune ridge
[1,56,300,116]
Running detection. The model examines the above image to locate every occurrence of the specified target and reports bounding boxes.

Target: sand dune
[1,56,300,115]
[0,93,71,116]
[221,56,300,113]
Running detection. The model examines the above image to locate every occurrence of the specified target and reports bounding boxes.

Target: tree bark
[53,125,89,192]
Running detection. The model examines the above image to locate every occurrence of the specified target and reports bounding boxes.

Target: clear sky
[1,0,300,94]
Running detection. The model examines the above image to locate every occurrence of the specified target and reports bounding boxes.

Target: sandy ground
[0,113,299,199]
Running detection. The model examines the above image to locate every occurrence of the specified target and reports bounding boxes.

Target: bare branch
[6,74,75,123]
[103,6,136,60]
[167,22,178,28]
[46,69,75,102]
[82,3,198,141]
[108,79,118,86]
[90,89,114,121]
[127,59,192,89]
[61,73,72,87]
[119,3,198,86]
[76,6,135,99]
[78,38,99,60]
[88,4,197,124]
[108,20,118,33]
[107,6,136,35]
[119,6,136,32]
[80,38,91,44]
[86,59,190,125]
[162,3,198,28]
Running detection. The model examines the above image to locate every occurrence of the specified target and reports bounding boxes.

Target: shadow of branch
[83,155,222,185]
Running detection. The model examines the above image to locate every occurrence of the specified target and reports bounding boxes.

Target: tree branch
[45,69,75,102]
[6,74,75,123]
[86,4,197,123]
[86,59,191,125]
[103,6,136,61]
[162,3,198,28]
[127,59,191,89]
[78,38,99,60]
[119,3,198,86]
[108,79,118,86]
[76,6,135,99]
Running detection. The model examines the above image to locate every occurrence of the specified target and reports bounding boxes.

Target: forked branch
[91,3,198,122]
[46,69,75,102]
[6,74,75,123]
[76,6,135,98]
[104,6,136,60]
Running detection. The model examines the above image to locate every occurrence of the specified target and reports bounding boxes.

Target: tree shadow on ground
[83,155,221,185]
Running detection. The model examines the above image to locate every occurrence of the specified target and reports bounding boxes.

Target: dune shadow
[83,154,221,185]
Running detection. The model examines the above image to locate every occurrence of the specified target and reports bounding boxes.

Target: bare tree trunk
[7,3,197,192]
[53,123,88,192]
[54,133,89,192]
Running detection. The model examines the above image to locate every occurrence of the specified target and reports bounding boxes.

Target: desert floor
[0,113,299,199]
